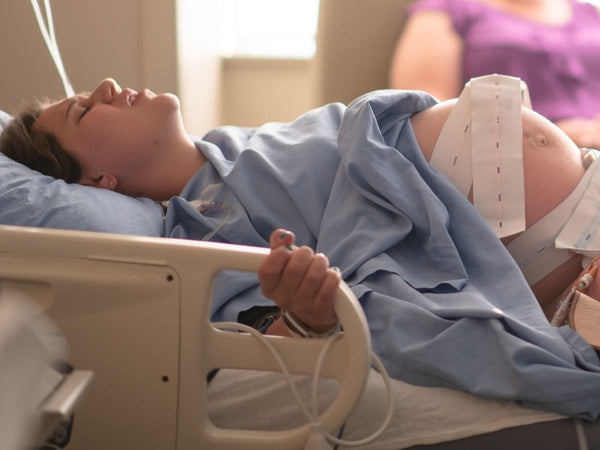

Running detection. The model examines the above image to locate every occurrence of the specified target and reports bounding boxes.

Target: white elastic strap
[429,86,473,197]
[506,155,600,286]
[30,0,74,97]
[556,155,600,255]
[430,74,526,238]
[520,80,532,109]
[471,75,525,237]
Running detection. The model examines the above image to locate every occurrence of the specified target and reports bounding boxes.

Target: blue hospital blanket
[165,90,600,420]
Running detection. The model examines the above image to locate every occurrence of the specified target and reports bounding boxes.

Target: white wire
[30,0,75,97]
[214,321,326,422]
[202,205,232,241]
[213,321,395,448]
[319,351,395,448]
[43,0,56,44]
[40,443,61,450]
[574,419,589,450]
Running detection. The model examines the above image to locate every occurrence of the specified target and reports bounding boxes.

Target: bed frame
[0,224,371,450]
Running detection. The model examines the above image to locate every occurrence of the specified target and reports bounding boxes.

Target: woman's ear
[81,172,119,191]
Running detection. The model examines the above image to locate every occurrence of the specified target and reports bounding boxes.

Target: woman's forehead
[36,96,74,133]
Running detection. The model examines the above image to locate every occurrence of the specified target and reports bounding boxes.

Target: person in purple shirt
[390,0,600,149]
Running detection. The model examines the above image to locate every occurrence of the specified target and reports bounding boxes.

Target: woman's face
[35,78,185,189]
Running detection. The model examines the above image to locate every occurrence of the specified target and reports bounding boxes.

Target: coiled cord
[213,321,394,449]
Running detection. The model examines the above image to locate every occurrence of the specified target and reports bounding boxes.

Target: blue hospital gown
[164,90,600,420]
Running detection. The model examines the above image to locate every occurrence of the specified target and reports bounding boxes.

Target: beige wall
[176,0,223,136]
[0,0,177,113]
[220,57,317,128]
[0,1,316,135]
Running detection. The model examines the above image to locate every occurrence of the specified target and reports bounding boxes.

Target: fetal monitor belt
[430,74,529,238]
[556,152,600,255]
[506,151,600,286]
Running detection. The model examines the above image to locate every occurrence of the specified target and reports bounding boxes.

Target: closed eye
[78,107,90,123]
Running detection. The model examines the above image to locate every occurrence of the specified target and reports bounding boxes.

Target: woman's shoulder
[408,0,497,32]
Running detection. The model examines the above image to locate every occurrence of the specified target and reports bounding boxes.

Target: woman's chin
[158,92,181,110]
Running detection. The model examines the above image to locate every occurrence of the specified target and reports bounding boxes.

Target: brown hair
[0,104,82,183]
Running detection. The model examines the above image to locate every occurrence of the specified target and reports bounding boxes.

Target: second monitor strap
[429,74,527,238]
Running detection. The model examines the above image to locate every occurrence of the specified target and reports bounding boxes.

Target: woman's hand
[258,229,341,335]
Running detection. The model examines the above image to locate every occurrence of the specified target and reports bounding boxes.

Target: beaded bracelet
[281,309,342,338]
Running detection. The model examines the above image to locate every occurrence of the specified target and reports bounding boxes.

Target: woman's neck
[481,0,572,26]
[121,135,207,201]
[154,137,207,201]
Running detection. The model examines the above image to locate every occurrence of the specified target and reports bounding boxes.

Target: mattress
[207,368,574,449]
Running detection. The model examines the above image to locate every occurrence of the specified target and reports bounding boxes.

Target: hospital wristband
[281,309,342,338]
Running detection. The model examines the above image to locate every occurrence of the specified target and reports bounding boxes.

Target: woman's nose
[85,78,122,106]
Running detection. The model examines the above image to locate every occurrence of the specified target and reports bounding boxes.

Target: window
[220,0,320,59]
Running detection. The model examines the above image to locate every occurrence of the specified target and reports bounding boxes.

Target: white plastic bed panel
[0,224,371,450]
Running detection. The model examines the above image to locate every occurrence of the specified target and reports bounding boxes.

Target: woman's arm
[389,10,463,100]
[554,116,600,150]
[258,229,341,337]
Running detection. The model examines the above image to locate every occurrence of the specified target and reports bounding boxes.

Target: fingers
[289,251,329,306]
[258,229,342,332]
[269,228,295,249]
[258,229,296,295]
[294,264,342,332]
[260,244,317,308]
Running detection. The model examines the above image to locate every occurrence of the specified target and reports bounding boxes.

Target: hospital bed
[0,224,374,450]
[1,108,599,449]
[1,0,600,446]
